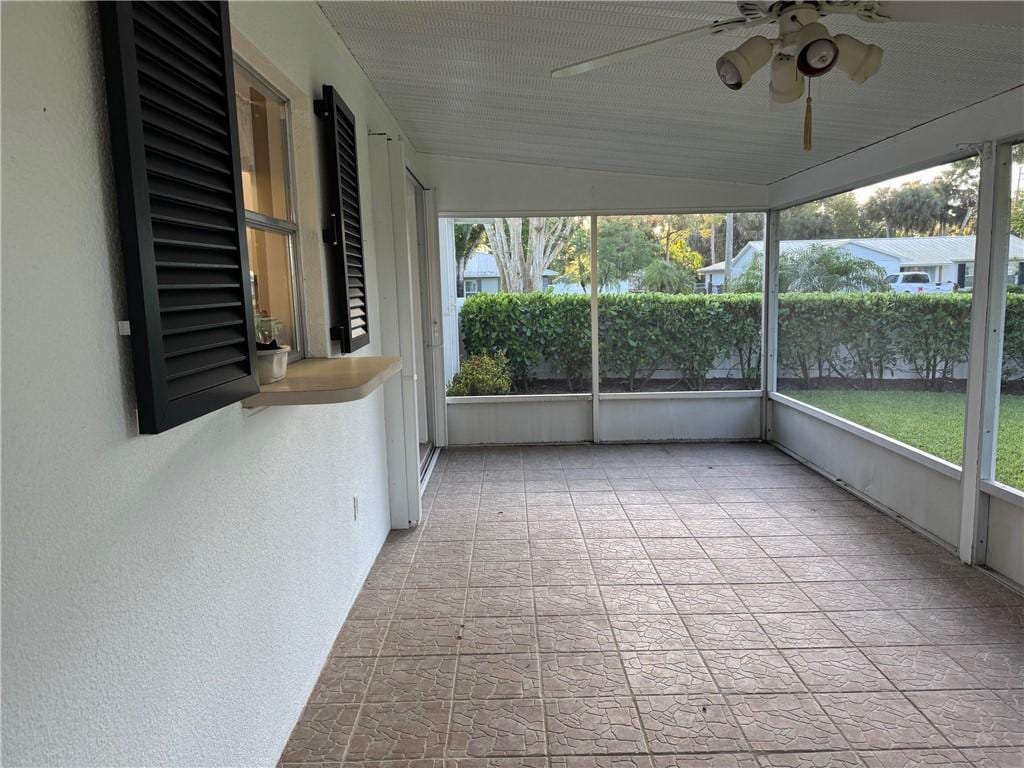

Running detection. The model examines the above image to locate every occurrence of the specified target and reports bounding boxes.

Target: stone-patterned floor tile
[775,557,856,582]
[610,614,694,651]
[586,538,650,560]
[540,652,629,697]
[679,520,745,536]
[529,520,583,539]
[827,611,930,646]
[636,694,747,753]
[531,539,591,561]
[469,561,532,588]
[454,654,540,699]
[863,646,980,690]
[331,620,390,657]
[382,618,461,656]
[623,504,678,520]
[942,645,1024,689]
[752,536,826,558]
[346,701,450,761]
[407,561,472,589]
[960,746,1024,767]
[572,491,621,506]
[682,614,773,649]
[641,537,705,559]
[280,704,359,763]
[755,612,849,648]
[458,616,537,654]
[308,657,375,705]
[899,608,1024,646]
[601,585,676,614]
[857,748,972,766]
[416,542,474,562]
[592,558,660,585]
[580,520,639,539]
[696,537,766,559]
[713,558,791,584]
[815,692,948,749]
[782,648,893,693]
[395,588,467,619]
[621,650,717,694]
[727,693,847,751]
[544,697,646,755]
[367,656,458,702]
[652,756,758,767]
[800,582,890,611]
[472,540,531,562]
[631,519,692,538]
[574,505,629,521]
[653,558,725,585]
[704,650,807,694]
[756,753,864,767]
[446,759,547,768]
[447,699,546,757]
[351,590,402,620]
[465,587,534,617]
[905,691,1024,748]
[534,585,606,615]
[537,615,617,653]
[668,584,746,614]
[733,584,816,613]
[531,560,597,586]
[550,756,652,768]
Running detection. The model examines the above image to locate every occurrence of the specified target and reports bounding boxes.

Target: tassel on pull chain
[803,94,813,151]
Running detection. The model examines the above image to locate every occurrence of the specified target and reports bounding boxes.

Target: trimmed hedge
[460,292,1024,392]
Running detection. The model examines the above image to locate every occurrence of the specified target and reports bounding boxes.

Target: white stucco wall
[1,2,416,765]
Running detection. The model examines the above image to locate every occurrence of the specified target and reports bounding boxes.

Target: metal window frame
[233,57,306,362]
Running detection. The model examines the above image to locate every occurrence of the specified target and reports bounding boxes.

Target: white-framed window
[235,60,304,361]
[464,279,479,295]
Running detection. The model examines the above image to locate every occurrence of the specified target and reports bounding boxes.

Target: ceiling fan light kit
[552,1,896,150]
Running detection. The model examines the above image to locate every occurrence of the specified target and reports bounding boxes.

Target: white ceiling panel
[318,1,1024,185]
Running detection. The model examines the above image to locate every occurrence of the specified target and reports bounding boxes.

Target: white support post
[422,189,448,448]
[590,214,600,442]
[959,141,1012,564]
[761,209,780,442]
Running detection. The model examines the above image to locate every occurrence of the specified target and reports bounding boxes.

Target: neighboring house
[698,235,1024,292]
[460,251,631,297]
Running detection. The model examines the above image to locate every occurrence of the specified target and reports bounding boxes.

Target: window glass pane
[445,217,590,395]
[777,157,981,466]
[248,227,298,350]
[996,143,1024,490]
[235,64,290,220]
[597,213,765,392]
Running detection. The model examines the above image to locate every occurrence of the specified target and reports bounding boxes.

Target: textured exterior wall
[1,2,411,765]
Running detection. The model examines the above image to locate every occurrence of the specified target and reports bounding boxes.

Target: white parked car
[884,272,958,293]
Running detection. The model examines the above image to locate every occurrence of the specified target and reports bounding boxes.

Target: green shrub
[457,291,1024,391]
[447,352,512,396]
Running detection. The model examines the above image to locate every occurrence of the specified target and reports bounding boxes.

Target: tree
[454,222,486,297]
[555,217,659,290]
[930,158,980,235]
[780,204,837,240]
[1011,190,1024,239]
[822,192,864,237]
[640,260,696,294]
[730,244,887,293]
[483,217,578,292]
[862,183,943,237]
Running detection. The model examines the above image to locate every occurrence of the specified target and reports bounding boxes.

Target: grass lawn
[783,389,1024,491]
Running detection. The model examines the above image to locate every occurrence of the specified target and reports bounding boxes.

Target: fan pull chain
[803,92,813,151]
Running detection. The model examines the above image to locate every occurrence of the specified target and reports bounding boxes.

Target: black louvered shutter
[315,85,369,352]
[99,1,258,434]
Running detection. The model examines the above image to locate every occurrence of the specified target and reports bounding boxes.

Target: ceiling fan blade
[550,15,770,79]
[875,1,1024,26]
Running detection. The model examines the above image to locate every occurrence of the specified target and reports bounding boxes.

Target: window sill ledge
[242,356,401,407]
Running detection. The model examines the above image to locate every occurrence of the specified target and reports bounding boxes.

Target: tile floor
[280,442,1024,768]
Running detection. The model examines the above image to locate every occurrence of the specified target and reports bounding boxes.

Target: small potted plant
[255,315,290,384]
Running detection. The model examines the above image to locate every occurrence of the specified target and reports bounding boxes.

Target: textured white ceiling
[318,1,1024,185]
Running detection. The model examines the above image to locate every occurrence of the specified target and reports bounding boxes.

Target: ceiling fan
[548,1,932,150]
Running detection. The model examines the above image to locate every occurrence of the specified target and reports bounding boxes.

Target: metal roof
[699,235,1024,273]
[464,251,559,278]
